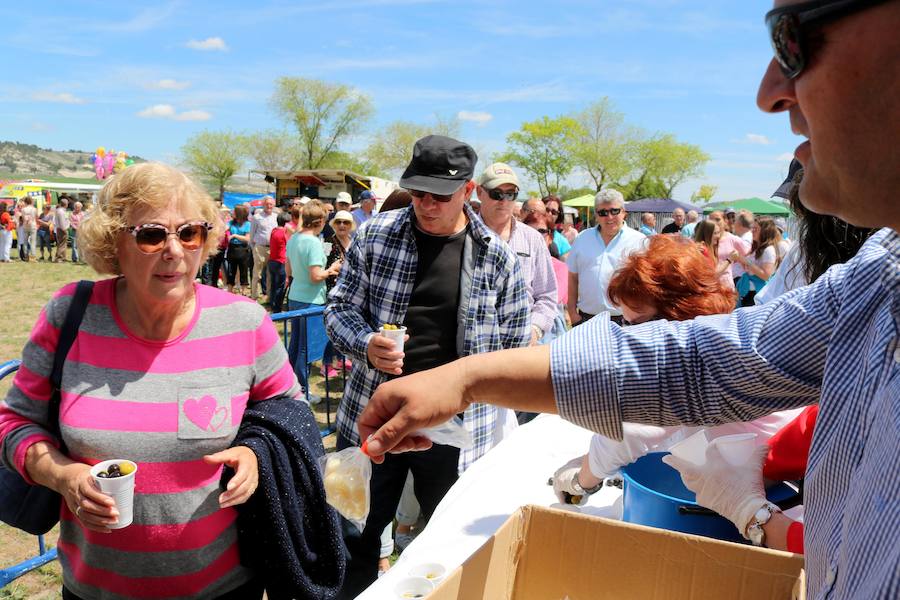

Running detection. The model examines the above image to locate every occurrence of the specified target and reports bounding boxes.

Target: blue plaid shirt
[551,229,899,599]
[325,205,530,471]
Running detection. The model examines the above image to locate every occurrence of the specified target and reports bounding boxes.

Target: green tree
[181,130,245,203]
[498,115,583,197]
[270,77,374,169]
[364,115,460,176]
[569,98,638,191]
[245,130,300,172]
[691,184,719,204]
[619,134,709,200]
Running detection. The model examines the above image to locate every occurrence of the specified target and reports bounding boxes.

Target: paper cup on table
[380,326,407,353]
[395,576,434,599]
[711,433,758,466]
[668,429,708,467]
[90,459,137,529]
[409,562,447,584]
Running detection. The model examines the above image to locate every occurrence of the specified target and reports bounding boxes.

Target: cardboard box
[431,505,805,600]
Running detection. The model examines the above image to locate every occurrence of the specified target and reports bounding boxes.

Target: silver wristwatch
[746,502,781,547]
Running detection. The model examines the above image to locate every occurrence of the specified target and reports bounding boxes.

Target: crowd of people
[1,1,898,597]
[1,195,87,263]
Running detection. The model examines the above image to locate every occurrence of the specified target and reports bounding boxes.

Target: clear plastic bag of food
[319,447,371,532]
[417,416,473,449]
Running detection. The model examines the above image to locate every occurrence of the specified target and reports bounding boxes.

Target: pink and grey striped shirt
[0,278,302,599]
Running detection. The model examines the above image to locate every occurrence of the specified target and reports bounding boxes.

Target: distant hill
[0,141,146,179]
[0,141,272,196]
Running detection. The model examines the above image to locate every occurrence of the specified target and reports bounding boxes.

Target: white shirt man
[249,196,278,299]
[351,191,376,227]
[566,189,645,325]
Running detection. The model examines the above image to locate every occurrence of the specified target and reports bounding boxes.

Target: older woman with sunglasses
[0,163,305,600]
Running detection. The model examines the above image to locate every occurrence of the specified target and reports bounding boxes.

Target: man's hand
[662,444,768,538]
[358,360,471,463]
[551,456,585,504]
[366,334,407,375]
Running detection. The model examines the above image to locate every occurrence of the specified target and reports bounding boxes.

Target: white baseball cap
[335,191,352,205]
[478,162,519,189]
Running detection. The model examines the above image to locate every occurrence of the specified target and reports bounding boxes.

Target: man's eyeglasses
[487,188,518,202]
[334,220,352,226]
[596,208,623,217]
[765,0,890,79]
[127,221,212,254]
[409,189,455,203]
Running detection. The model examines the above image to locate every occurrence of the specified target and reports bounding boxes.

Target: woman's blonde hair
[78,162,224,274]
[301,200,327,228]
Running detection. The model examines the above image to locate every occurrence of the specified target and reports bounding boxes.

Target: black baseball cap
[400,135,477,196]
[772,158,803,199]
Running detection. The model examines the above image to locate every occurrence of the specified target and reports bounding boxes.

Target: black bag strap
[47,280,94,438]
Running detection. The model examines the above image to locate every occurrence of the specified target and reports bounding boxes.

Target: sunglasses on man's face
[487,188,518,202]
[127,221,211,254]
[765,0,890,79]
[409,189,456,203]
[596,208,623,217]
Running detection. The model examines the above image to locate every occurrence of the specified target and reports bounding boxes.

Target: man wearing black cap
[325,134,530,597]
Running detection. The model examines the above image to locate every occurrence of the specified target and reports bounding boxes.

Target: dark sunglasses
[127,221,211,254]
[546,208,559,216]
[487,188,518,202]
[409,188,456,203]
[765,0,890,79]
[334,220,352,225]
[596,208,623,217]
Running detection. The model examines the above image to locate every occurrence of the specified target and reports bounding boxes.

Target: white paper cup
[90,459,137,529]
[380,326,407,353]
[409,562,446,584]
[711,433,758,466]
[394,576,434,598]
[668,429,708,466]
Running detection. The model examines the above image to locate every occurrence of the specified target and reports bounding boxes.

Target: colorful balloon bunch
[92,147,135,180]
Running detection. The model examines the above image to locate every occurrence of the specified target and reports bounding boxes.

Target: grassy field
[0,260,343,597]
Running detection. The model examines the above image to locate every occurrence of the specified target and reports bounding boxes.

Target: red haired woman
[552,235,802,504]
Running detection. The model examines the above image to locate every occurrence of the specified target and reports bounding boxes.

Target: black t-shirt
[661,222,682,234]
[402,224,468,375]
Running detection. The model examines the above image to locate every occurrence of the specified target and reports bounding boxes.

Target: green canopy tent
[703,197,791,216]
[563,194,597,226]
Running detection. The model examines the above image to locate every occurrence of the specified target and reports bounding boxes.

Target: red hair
[607,235,737,321]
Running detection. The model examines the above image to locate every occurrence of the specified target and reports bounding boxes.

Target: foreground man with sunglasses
[358,2,900,597]
[324,135,530,598]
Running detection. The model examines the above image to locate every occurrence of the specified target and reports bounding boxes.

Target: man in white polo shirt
[566,188,645,326]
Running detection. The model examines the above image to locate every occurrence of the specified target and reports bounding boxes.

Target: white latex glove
[552,456,587,504]
[662,444,769,538]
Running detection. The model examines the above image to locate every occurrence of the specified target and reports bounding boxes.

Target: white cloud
[776,152,795,162]
[174,110,212,121]
[138,104,177,118]
[458,110,493,126]
[745,133,771,145]
[186,37,228,51]
[30,121,54,132]
[148,79,191,90]
[32,91,85,104]
[137,104,212,121]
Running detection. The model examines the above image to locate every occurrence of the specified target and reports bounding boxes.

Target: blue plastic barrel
[621,452,798,543]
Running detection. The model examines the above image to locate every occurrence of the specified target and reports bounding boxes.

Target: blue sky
[3,0,798,201]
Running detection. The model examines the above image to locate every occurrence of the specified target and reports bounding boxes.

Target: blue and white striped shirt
[551,229,899,599]
[326,205,530,471]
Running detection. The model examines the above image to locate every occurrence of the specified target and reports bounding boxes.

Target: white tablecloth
[357,414,623,599]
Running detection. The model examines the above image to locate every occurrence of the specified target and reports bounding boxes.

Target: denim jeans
[286,300,313,393]
[267,260,286,313]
